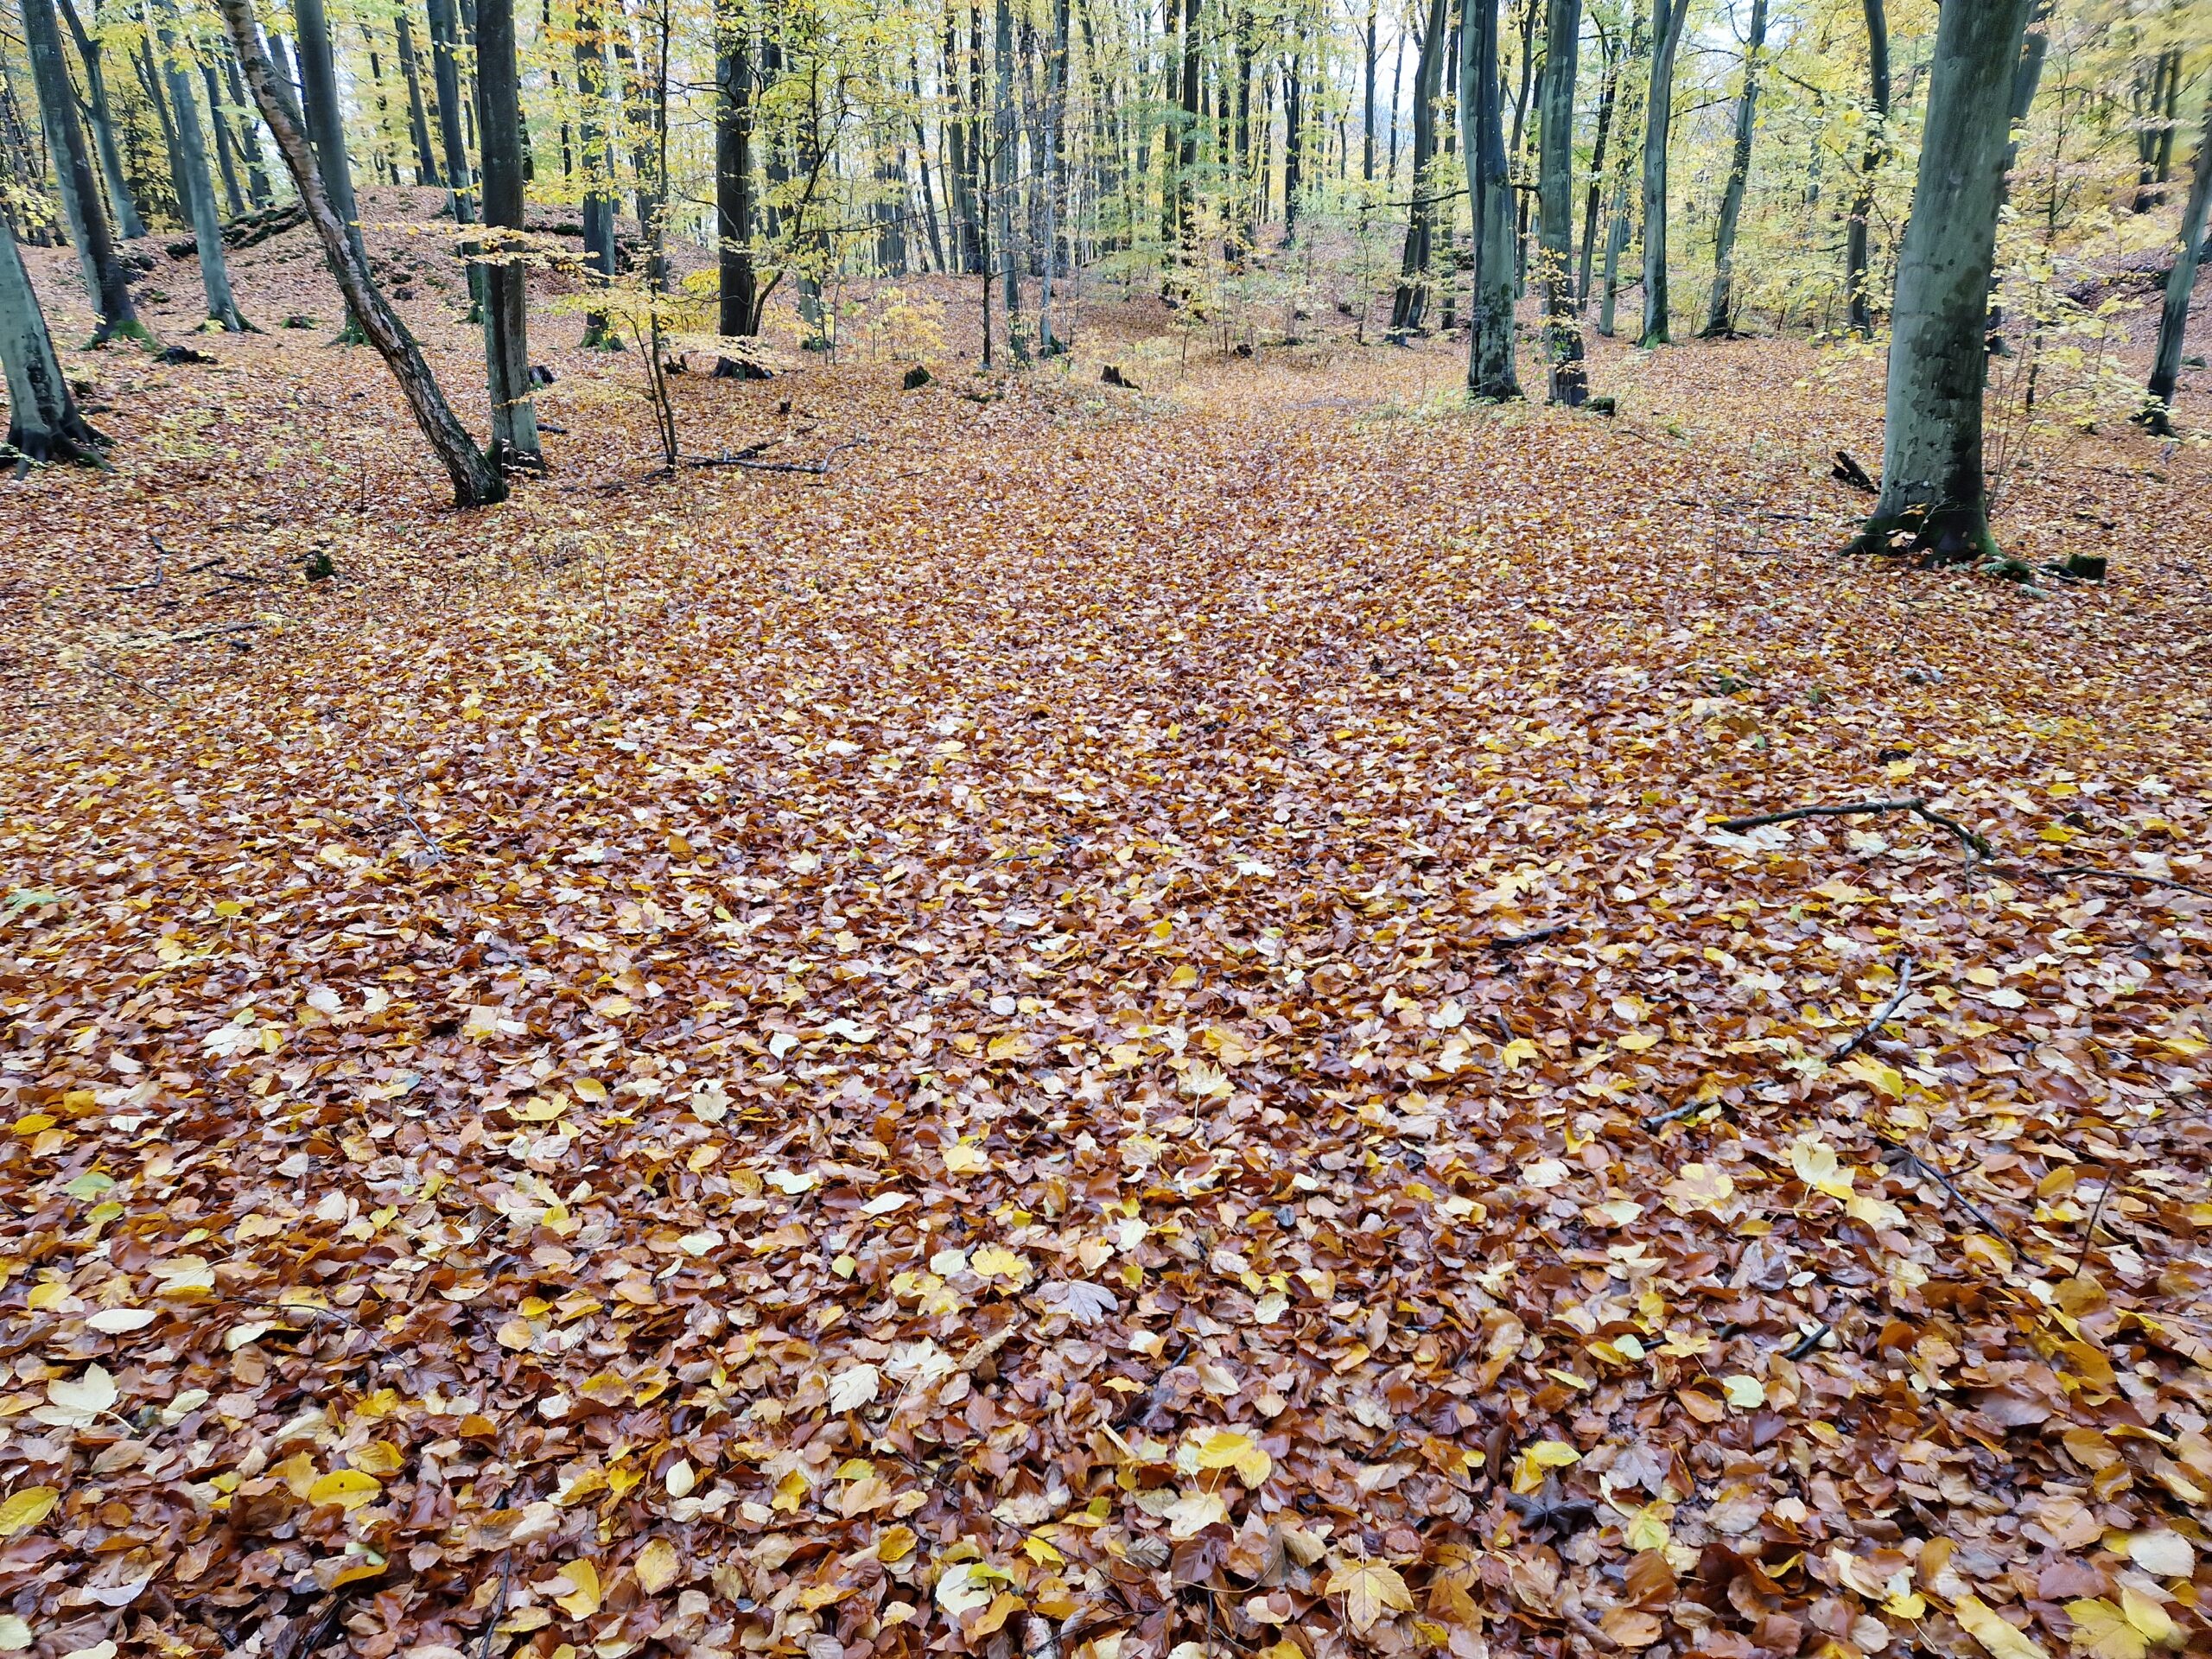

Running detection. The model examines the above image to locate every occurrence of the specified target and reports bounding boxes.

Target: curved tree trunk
[1462,0,1518,397]
[2143,85,2212,436]
[1536,0,1586,402]
[1853,0,2035,563]
[1635,0,1688,346]
[0,225,108,466]
[1700,0,1766,339]
[22,0,144,341]
[213,0,505,506]
[155,1,249,331]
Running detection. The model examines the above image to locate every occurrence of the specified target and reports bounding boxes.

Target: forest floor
[2,198,2211,1659]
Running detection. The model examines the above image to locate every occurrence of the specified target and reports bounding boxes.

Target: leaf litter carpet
[1,308,2210,1659]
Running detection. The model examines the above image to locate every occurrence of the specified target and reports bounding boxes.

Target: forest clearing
[3,0,2212,1653]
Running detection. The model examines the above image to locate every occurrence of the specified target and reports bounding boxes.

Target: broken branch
[1717,797,1993,860]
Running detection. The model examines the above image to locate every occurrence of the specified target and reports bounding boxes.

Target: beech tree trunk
[0,224,107,466]
[22,0,143,340]
[2144,85,2212,436]
[424,0,478,226]
[1462,0,1518,397]
[225,54,274,207]
[396,13,442,184]
[54,0,149,240]
[715,0,755,335]
[1576,15,1622,308]
[1536,0,1585,403]
[1853,0,2035,563]
[201,61,247,218]
[473,0,542,468]
[213,0,505,506]
[1700,0,1766,338]
[1389,0,1446,333]
[1843,0,1889,338]
[1636,0,1688,346]
[155,1,248,331]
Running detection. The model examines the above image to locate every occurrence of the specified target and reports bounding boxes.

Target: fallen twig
[1827,955,1916,1065]
[1642,1097,1718,1131]
[1716,798,1993,860]
[1491,924,1568,950]
[704,437,869,475]
[2025,864,2212,902]
[118,621,259,649]
[1783,1323,1833,1360]
[108,537,168,592]
[1886,1144,2015,1249]
[2073,1172,2116,1279]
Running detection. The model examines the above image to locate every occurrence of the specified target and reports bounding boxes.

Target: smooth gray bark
[201,60,246,217]
[155,3,248,330]
[1636,0,1688,346]
[1700,0,1766,337]
[1391,0,1447,332]
[213,0,505,505]
[1535,0,1585,401]
[472,0,540,467]
[22,0,143,338]
[395,12,441,185]
[1462,0,1518,397]
[292,0,364,264]
[1856,0,2035,562]
[2144,85,2212,435]
[54,0,148,239]
[0,225,107,464]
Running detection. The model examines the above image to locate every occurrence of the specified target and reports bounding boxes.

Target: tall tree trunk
[575,0,618,341]
[1843,0,1889,338]
[1232,6,1253,253]
[213,0,505,505]
[912,57,946,271]
[1039,0,1068,347]
[715,0,755,335]
[293,0,365,262]
[154,0,248,329]
[1387,25,1403,179]
[1283,44,1304,235]
[1700,0,1766,338]
[224,54,274,207]
[1174,0,1198,274]
[994,0,1022,346]
[395,12,441,184]
[0,221,107,464]
[1158,0,1178,256]
[1463,0,1518,397]
[1363,0,1376,182]
[423,0,481,320]
[2143,83,2211,436]
[1982,0,2050,352]
[474,0,542,468]
[1853,0,2034,563]
[1536,0,1584,402]
[1636,0,1688,346]
[1390,0,1446,332]
[1576,14,1620,307]
[201,61,247,217]
[22,0,143,340]
[55,0,149,238]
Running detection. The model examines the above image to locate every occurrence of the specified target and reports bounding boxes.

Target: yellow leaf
[986,1033,1033,1061]
[0,1487,60,1537]
[1721,1375,1767,1409]
[943,1141,992,1174]
[2118,1586,2179,1648]
[1326,1560,1414,1634]
[970,1592,1026,1636]
[350,1441,404,1477]
[1955,1594,2051,1659]
[1499,1038,1539,1069]
[308,1470,382,1512]
[1617,1030,1661,1052]
[554,1559,602,1618]
[970,1244,1032,1285]
[2126,1530,2194,1579]
[1842,1054,1906,1098]
[1163,1489,1229,1539]
[1789,1135,1857,1201]
[634,1537,680,1593]
[2063,1599,2145,1659]
[1189,1427,1273,1486]
[877,1525,918,1564]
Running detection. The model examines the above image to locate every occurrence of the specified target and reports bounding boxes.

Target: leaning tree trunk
[1700,0,1766,338]
[54,0,149,239]
[1636,0,1688,346]
[1462,0,1519,397]
[1843,0,1889,338]
[213,0,505,505]
[1576,16,1621,308]
[155,0,249,331]
[224,54,274,207]
[201,61,247,217]
[1536,0,1585,403]
[21,0,144,340]
[1851,0,2035,564]
[2143,84,2212,436]
[0,225,108,466]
